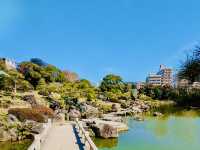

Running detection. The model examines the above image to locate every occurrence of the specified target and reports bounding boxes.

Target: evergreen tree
[36,78,46,91]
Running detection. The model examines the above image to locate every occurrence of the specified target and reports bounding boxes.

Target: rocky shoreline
[0,93,170,142]
[78,100,154,139]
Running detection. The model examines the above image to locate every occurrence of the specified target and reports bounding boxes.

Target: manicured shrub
[8,108,45,122]
[94,102,112,113]
[8,106,54,123]
[174,88,200,107]
[32,106,54,118]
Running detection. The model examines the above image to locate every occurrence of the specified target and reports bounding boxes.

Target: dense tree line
[1,45,199,108]
[0,58,136,111]
[139,46,200,106]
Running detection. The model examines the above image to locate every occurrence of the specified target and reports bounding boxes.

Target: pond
[0,139,32,150]
[94,108,200,150]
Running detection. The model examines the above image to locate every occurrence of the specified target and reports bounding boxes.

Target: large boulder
[69,109,81,120]
[25,120,44,134]
[102,114,122,122]
[111,104,119,112]
[7,114,20,125]
[0,127,11,142]
[54,113,65,123]
[0,127,19,142]
[92,123,118,139]
[83,119,128,132]
[23,95,38,107]
[84,104,99,118]
[132,107,143,114]
[9,128,18,141]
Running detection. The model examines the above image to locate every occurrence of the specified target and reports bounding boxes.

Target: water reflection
[95,108,200,150]
[0,139,32,150]
[93,138,118,149]
[148,118,169,138]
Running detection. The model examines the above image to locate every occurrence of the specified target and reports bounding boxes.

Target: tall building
[157,65,173,86]
[146,74,162,86]
[146,65,173,86]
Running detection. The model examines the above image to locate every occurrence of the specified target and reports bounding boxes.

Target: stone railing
[75,119,98,150]
[28,119,52,150]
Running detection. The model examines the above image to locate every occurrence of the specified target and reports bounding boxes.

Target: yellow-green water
[0,139,32,150]
[94,109,200,150]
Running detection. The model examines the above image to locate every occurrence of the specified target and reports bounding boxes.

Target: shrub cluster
[139,85,173,100]
[32,106,54,118]
[8,106,54,123]
[172,88,200,107]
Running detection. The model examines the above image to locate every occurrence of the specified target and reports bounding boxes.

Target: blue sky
[0,0,200,84]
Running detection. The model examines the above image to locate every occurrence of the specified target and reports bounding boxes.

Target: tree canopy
[30,58,48,67]
[178,46,200,83]
[100,74,125,93]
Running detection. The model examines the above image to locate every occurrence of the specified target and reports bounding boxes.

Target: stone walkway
[41,123,82,150]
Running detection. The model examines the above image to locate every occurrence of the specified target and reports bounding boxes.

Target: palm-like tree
[178,46,200,83]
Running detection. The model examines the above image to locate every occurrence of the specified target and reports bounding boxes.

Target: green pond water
[0,139,32,150]
[94,108,200,150]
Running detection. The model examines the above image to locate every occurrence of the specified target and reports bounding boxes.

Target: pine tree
[36,78,46,91]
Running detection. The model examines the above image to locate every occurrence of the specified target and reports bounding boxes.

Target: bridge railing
[28,119,52,150]
[75,119,98,150]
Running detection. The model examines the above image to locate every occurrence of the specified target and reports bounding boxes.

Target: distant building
[157,65,173,86]
[0,58,17,70]
[146,65,173,86]
[146,74,162,86]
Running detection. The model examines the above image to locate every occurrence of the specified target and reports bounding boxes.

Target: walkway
[41,123,83,150]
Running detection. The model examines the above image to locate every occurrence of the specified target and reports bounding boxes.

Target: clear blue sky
[0,0,200,84]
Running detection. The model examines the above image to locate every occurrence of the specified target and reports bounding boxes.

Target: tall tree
[18,62,42,87]
[178,47,200,83]
[30,58,48,67]
[36,78,46,91]
[100,74,125,93]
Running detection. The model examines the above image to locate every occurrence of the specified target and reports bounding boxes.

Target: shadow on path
[73,125,85,150]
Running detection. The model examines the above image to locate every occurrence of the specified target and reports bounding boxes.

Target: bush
[100,104,112,113]
[0,98,12,108]
[18,80,34,91]
[8,107,54,123]
[120,101,130,109]
[105,92,120,103]
[174,88,200,107]
[32,106,54,118]
[36,78,46,91]
[93,101,112,113]
[38,89,49,96]
[139,94,153,101]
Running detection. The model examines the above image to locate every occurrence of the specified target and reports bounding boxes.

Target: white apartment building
[157,65,172,86]
[146,65,173,86]
[146,74,162,86]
